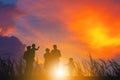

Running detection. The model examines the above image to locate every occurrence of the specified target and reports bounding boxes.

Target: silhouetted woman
[44,48,51,71]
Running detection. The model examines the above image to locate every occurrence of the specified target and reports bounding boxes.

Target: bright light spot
[56,67,65,77]
[53,64,68,78]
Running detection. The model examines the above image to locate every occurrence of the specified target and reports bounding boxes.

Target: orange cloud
[13,0,120,60]
[0,27,14,36]
[57,2,120,59]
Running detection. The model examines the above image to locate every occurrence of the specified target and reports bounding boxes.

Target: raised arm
[36,46,40,50]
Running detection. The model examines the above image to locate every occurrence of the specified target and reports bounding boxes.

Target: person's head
[69,58,73,62]
[45,48,50,53]
[53,44,57,49]
[27,46,31,50]
[32,43,35,48]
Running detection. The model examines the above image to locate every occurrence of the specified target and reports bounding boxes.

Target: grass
[75,54,120,77]
[0,54,120,80]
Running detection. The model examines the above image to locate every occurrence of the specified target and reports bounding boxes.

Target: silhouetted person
[44,48,51,71]
[67,58,75,76]
[23,46,34,75]
[31,43,39,58]
[51,45,61,70]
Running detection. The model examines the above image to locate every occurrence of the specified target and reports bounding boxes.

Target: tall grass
[0,54,120,80]
[75,54,120,77]
[0,57,25,80]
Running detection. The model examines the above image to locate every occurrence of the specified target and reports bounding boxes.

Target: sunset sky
[0,0,120,61]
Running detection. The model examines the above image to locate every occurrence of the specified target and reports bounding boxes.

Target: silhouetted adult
[51,45,61,70]
[44,48,51,71]
[23,46,33,75]
[31,43,39,58]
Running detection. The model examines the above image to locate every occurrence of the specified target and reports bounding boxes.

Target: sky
[0,0,120,61]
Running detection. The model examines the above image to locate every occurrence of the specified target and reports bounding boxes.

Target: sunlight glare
[53,64,68,78]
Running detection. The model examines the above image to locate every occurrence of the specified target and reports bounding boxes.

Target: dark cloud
[0,36,25,60]
[0,0,17,7]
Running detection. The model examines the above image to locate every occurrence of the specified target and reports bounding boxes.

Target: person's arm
[36,46,40,50]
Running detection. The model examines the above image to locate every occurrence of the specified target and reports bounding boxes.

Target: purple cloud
[0,0,22,36]
[0,36,25,61]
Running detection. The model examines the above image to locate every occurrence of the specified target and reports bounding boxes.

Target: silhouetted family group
[23,44,75,76]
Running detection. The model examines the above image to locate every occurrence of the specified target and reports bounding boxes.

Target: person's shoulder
[44,53,49,55]
[51,50,54,52]
[57,49,60,52]
[44,53,47,55]
[31,48,34,50]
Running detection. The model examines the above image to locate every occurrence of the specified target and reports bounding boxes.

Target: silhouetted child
[31,44,39,58]
[67,58,75,76]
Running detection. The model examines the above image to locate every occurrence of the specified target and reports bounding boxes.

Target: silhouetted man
[44,48,51,71]
[23,46,33,75]
[51,45,61,70]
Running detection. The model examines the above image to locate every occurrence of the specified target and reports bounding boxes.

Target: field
[0,54,120,80]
